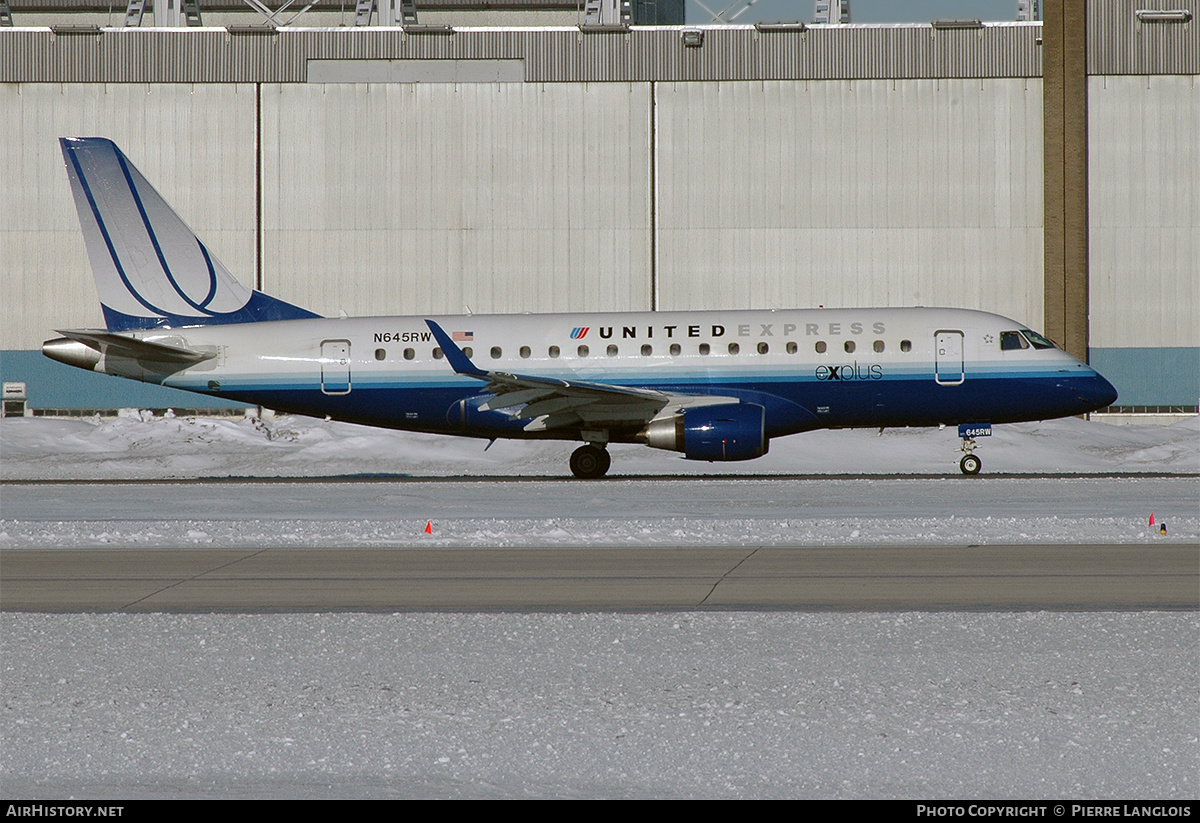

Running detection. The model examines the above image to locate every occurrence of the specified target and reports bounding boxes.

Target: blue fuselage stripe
[173,368,1115,440]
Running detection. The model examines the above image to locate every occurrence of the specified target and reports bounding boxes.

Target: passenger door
[934,330,964,385]
[320,339,352,395]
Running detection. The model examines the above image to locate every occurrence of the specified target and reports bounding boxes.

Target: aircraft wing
[425,320,737,432]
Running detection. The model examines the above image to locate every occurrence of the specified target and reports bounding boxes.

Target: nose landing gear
[959,451,982,475]
[957,423,991,475]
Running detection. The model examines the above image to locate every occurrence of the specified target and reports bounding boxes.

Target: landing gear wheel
[569,444,611,479]
[959,453,982,475]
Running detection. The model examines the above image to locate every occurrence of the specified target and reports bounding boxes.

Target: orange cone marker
[1149,513,1156,526]
[424,520,433,534]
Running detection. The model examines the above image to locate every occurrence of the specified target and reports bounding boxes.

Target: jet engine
[643,402,768,461]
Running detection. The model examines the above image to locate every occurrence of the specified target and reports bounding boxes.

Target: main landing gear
[569,444,611,479]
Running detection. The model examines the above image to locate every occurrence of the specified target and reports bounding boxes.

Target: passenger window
[757,342,769,355]
[403,348,415,361]
[641,344,653,356]
[432,347,443,360]
[815,341,827,354]
[578,345,589,357]
[786,342,797,354]
[900,340,912,353]
[548,346,559,358]
[844,340,856,354]
[607,345,618,357]
[375,348,386,361]
[873,340,885,353]
[669,343,681,356]
[490,346,502,359]
[1000,331,1029,351]
[462,347,473,358]
[728,343,740,355]
[520,346,531,359]
[699,343,710,356]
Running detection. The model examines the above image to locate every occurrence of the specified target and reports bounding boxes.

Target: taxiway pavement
[3,543,1195,612]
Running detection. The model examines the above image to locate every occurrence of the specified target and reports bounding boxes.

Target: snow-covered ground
[2,612,1196,799]
[1,414,1197,798]
[3,410,1197,481]
[2,474,1197,549]
[3,413,1197,548]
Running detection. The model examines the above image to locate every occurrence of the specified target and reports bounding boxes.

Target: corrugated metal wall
[1,0,1191,86]
[1089,0,1200,76]
[1090,74,1199,350]
[0,82,258,348]
[0,25,1044,85]
[260,82,652,316]
[655,78,1044,327]
[1087,73,1200,406]
[2,77,1049,349]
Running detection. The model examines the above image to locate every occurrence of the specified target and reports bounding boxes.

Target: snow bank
[2,413,1197,481]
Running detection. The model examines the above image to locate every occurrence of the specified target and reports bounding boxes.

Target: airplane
[43,137,1119,478]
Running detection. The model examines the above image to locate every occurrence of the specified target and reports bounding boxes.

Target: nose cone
[1081,369,1119,412]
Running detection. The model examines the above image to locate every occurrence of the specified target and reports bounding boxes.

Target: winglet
[425,320,487,378]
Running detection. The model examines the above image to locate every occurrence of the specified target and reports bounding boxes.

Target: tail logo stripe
[66,145,171,319]
[114,149,220,313]
[61,137,321,329]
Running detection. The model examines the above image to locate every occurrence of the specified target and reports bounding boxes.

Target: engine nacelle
[644,403,768,461]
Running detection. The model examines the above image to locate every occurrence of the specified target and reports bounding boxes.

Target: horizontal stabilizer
[55,329,216,364]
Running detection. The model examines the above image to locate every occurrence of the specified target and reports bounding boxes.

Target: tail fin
[60,137,320,331]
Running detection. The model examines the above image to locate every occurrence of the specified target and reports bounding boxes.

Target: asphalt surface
[3,543,1196,612]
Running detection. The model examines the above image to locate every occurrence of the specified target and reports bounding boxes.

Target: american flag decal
[451,331,474,342]
[570,327,589,339]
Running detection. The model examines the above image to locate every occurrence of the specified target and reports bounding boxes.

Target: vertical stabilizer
[60,137,319,330]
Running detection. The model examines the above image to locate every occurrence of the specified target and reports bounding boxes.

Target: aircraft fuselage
[57,306,1116,446]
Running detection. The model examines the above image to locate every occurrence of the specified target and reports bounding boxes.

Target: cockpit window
[1020,329,1057,350]
[1000,331,1029,351]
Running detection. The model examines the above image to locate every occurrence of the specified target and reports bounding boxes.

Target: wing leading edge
[424,319,738,433]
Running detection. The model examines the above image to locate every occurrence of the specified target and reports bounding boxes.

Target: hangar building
[0,0,1196,413]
